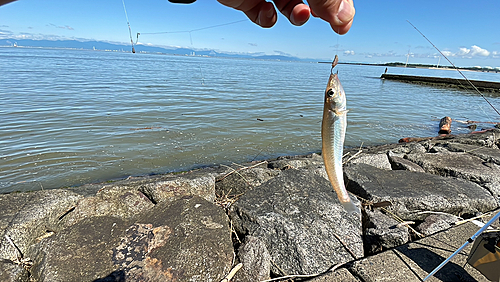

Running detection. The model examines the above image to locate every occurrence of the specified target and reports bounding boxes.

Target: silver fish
[321,55,360,214]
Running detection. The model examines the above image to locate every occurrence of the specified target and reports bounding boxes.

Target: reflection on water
[1,48,499,193]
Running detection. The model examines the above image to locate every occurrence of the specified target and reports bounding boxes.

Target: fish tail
[341,200,361,215]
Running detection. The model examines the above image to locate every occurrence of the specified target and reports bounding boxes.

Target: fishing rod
[121,0,135,53]
[407,20,500,117]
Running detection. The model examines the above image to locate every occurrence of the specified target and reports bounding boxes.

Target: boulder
[350,153,392,170]
[133,196,233,282]
[389,142,427,155]
[59,185,154,227]
[230,169,363,276]
[345,163,498,220]
[27,196,233,282]
[0,189,82,262]
[416,213,461,236]
[447,129,500,148]
[363,209,409,255]
[406,152,500,198]
[387,155,425,172]
[436,142,500,166]
[215,166,279,197]
[137,171,217,204]
[267,153,324,170]
[0,260,29,282]
[234,236,271,282]
[29,216,127,282]
[349,219,490,281]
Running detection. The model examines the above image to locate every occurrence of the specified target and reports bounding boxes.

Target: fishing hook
[331,55,339,75]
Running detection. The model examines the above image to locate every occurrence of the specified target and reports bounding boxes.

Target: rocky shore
[1,129,499,282]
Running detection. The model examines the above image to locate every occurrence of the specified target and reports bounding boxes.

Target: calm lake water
[1,47,500,193]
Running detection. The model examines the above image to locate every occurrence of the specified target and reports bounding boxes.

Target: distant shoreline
[318,61,500,74]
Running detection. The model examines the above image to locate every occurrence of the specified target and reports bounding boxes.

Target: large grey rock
[388,155,425,172]
[234,236,271,282]
[267,153,324,170]
[364,209,409,255]
[133,196,233,282]
[406,152,500,198]
[446,129,500,148]
[134,170,217,204]
[345,163,498,220]
[59,185,154,227]
[350,153,392,170]
[230,169,363,276]
[0,260,29,282]
[443,142,500,165]
[215,166,279,197]
[28,196,233,282]
[72,169,220,204]
[416,213,461,236]
[0,189,82,262]
[388,142,427,155]
[29,216,127,282]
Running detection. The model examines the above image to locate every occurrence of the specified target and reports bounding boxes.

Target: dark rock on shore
[0,190,82,263]
[230,169,363,276]
[363,209,409,255]
[415,213,461,236]
[345,163,497,220]
[27,196,232,282]
[234,236,271,282]
[405,150,500,199]
[0,129,499,281]
[388,154,426,172]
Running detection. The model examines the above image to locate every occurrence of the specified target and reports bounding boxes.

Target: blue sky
[1,0,499,67]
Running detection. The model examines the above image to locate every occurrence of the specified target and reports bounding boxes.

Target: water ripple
[1,48,499,193]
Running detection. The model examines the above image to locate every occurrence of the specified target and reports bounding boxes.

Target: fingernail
[336,0,354,24]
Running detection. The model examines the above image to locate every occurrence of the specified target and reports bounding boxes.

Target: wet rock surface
[0,129,499,281]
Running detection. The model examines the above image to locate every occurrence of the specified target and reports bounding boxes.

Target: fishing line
[135,19,248,44]
[121,0,136,53]
[407,20,500,117]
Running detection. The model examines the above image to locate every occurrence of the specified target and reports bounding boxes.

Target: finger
[273,0,310,26]
[218,0,278,28]
[331,18,353,35]
[310,0,355,34]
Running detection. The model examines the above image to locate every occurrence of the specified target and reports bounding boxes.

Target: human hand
[217,0,355,34]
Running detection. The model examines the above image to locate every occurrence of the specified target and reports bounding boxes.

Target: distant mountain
[0,38,310,62]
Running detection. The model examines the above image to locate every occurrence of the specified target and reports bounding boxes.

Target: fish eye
[327,89,334,97]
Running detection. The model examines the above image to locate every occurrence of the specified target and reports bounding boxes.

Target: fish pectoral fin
[334,109,349,116]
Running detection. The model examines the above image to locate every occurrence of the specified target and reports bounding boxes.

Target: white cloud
[457,47,470,56]
[470,45,490,56]
[444,45,491,58]
[344,50,355,55]
[440,50,453,57]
